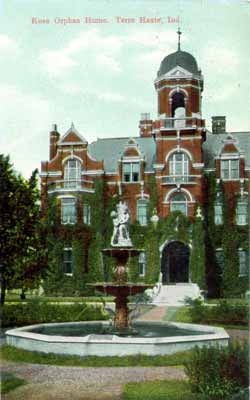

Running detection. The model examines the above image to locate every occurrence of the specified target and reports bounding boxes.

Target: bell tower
[152,30,206,219]
[155,29,204,119]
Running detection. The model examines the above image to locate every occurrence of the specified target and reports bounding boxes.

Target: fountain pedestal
[94,248,152,331]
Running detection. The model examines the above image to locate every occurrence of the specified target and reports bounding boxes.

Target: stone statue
[111,202,132,247]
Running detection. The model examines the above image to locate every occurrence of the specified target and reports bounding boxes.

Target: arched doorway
[161,241,189,284]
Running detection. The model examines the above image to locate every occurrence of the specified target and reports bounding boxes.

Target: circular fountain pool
[6,321,229,356]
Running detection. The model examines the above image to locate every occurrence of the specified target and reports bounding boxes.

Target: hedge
[1,300,109,327]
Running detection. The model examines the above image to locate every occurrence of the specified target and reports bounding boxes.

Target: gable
[58,125,87,146]
[221,142,239,154]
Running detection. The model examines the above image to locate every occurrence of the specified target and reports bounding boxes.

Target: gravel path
[1,362,186,400]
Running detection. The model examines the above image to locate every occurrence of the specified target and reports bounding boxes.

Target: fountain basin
[6,321,229,356]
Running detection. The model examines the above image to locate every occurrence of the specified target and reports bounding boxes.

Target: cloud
[0,34,18,53]
[98,91,125,102]
[38,28,180,78]
[39,29,123,77]
[96,54,121,73]
[201,44,239,75]
[0,84,52,177]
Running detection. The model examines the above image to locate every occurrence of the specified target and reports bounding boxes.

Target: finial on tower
[177,27,182,51]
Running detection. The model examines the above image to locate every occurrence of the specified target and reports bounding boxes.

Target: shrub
[185,298,249,326]
[2,299,109,327]
[185,342,249,400]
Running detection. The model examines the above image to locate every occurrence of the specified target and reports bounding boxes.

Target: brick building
[40,36,249,296]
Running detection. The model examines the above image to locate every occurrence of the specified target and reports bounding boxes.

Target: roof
[88,131,250,173]
[88,136,156,173]
[158,50,200,77]
[203,131,250,168]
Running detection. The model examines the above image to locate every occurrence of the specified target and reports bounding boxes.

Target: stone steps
[152,283,201,306]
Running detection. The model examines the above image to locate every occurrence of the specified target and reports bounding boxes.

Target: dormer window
[64,159,81,188]
[122,162,140,182]
[221,159,239,180]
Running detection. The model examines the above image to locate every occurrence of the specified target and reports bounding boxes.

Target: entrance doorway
[161,241,189,284]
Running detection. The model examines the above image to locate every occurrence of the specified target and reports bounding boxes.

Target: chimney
[49,124,60,160]
[212,116,226,134]
[139,113,153,137]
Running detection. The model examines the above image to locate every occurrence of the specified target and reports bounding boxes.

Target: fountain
[95,201,153,332]
[5,202,229,356]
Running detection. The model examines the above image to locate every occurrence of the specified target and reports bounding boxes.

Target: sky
[0,0,249,178]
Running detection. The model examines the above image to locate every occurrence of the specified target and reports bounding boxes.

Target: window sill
[221,178,240,181]
[122,181,142,184]
[64,273,73,276]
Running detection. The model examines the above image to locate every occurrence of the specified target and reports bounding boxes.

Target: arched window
[170,193,187,216]
[169,152,189,182]
[171,92,186,117]
[137,199,148,225]
[64,159,81,188]
[236,199,248,225]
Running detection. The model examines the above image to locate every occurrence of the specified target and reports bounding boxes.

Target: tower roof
[158,49,200,77]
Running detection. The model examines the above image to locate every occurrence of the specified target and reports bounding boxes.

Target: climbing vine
[43,172,248,298]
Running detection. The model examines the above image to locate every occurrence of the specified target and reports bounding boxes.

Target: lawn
[122,380,205,400]
[1,345,191,367]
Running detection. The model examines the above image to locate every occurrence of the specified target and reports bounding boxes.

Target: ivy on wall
[204,173,249,298]
[43,172,248,298]
[190,212,206,289]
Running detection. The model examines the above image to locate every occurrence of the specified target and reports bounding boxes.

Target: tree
[0,155,46,305]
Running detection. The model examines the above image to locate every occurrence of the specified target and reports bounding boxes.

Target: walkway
[1,362,186,400]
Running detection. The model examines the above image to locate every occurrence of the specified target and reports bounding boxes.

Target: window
[139,252,146,276]
[221,159,239,180]
[61,198,77,224]
[238,250,248,276]
[64,159,81,188]
[215,249,224,275]
[122,162,140,182]
[214,203,223,225]
[236,200,248,225]
[137,199,148,225]
[169,152,189,182]
[83,203,91,225]
[63,248,73,274]
[170,193,187,216]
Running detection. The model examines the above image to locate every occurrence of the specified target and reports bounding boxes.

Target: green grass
[122,380,205,400]
[207,298,248,305]
[0,372,27,394]
[1,345,191,367]
[164,306,192,323]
